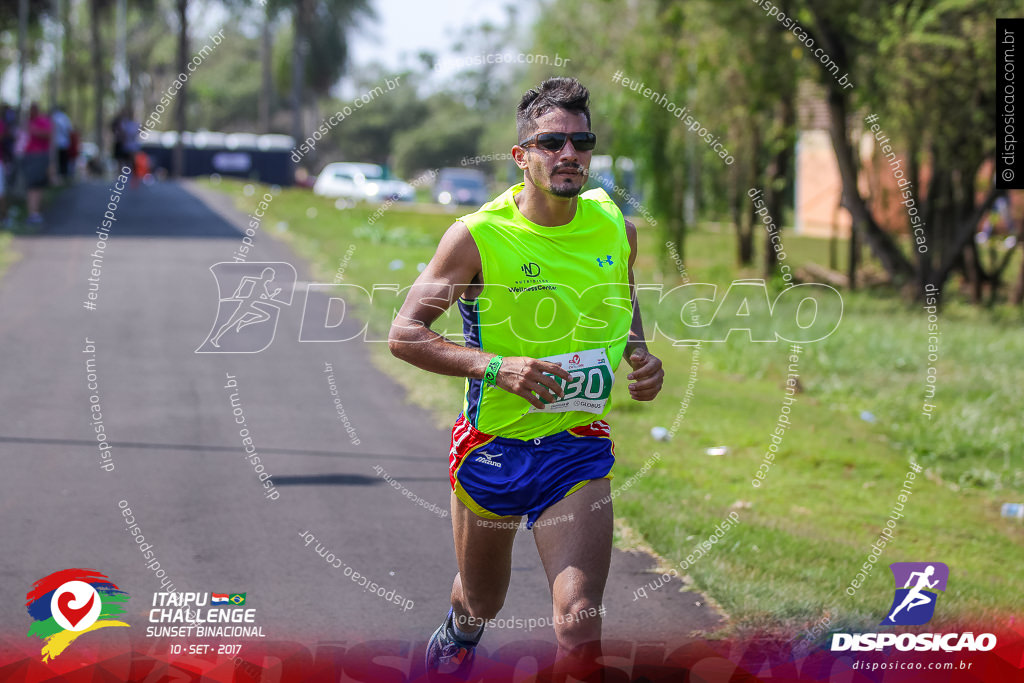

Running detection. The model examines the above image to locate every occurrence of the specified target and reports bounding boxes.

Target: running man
[388,77,664,676]
[887,565,939,623]
[210,267,283,347]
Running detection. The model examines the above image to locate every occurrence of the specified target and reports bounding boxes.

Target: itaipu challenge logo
[25,569,130,661]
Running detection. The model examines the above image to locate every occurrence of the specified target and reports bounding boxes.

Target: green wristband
[483,356,503,386]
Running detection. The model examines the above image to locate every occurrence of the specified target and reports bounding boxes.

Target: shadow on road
[272,474,379,486]
[0,434,429,462]
[34,179,244,239]
[273,473,449,486]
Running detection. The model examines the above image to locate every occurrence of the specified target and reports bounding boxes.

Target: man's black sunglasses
[517,131,597,152]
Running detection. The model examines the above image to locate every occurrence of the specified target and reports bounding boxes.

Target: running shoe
[425,607,483,677]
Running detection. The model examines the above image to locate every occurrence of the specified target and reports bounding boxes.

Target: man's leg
[449,491,521,632]
[533,478,613,667]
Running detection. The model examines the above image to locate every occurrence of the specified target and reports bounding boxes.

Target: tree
[325,66,426,165]
[688,0,800,270]
[1012,242,1024,305]
[526,0,803,274]
[173,0,187,177]
[276,0,373,143]
[219,0,286,133]
[784,0,1021,300]
[290,0,308,142]
[89,0,111,155]
[0,0,55,114]
[527,0,696,261]
[260,3,274,131]
[391,96,484,176]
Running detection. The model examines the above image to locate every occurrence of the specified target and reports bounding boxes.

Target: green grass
[200,177,1024,640]
[0,231,15,277]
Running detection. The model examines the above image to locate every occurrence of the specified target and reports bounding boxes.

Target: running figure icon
[887,565,938,623]
[210,267,284,348]
[196,261,297,354]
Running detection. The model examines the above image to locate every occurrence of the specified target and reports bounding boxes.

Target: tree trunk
[736,129,758,267]
[173,0,188,178]
[17,0,27,116]
[115,0,126,107]
[310,97,321,160]
[260,6,273,133]
[847,205,858,290]
[963,241,982,304]
[670,213,686,269]
[765,90,796,277]
[647,103,681,263]
[737,215,754,265]
[984,240,1019,306]
[829,219,838,271]
[291,0,310,145]
[62,0,73,118]
[51,0,61,110]
[1011,240,1024,305]
[825,89,913,282]
[673,167,687,266]
[796,4,913,282]
[90,0,104,154]
[733,179,754,266]
[933,188,1001,293]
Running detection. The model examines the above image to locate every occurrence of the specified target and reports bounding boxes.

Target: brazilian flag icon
[229,593,246,605]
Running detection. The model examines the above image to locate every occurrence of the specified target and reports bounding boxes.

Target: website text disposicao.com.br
[291,76,402,162]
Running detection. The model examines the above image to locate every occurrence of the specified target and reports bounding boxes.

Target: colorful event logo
[25,569,130,661]
[881,562,949,626]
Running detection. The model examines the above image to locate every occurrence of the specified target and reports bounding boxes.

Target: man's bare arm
[621,219,664,401]
[388,221,484,376]
[388,222,570,410]
[623,219,647,359]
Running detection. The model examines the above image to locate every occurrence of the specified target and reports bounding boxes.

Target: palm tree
[288,0,374,145]
[89,0,112,155]
[260,3,274,132]
[173,0,187,177]
[290,0,309,142]
[220,0,283,133]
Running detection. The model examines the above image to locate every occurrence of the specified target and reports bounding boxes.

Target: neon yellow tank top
[457,183,633,439]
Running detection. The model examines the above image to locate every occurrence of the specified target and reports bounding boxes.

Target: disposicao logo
[25,569,130,661]
[882,561,948,626]
[831,561,996,653]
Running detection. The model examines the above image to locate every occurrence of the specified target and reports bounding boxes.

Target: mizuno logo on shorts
[474,451,502,468]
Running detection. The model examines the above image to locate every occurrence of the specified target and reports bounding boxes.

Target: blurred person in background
[133,149,151,185]
[51,104,74,182]
[0,104,13,227]
[111,106,140,181]
[22,102,52,225]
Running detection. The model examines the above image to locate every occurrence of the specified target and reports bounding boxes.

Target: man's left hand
[625,347,664,401]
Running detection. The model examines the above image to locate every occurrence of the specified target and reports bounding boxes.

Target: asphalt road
[0,178,721,671]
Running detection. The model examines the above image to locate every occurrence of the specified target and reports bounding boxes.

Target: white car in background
[313,162,415,202]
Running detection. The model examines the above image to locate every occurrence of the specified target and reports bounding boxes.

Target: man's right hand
[494,357,571,410]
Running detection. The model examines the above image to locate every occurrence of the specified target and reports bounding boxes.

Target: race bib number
[529,348,614,415]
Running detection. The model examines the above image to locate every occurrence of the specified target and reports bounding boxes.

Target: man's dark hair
[516,77,591,142]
